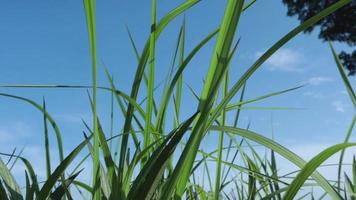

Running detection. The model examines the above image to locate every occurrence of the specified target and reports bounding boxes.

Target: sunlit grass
[0,0,355,199]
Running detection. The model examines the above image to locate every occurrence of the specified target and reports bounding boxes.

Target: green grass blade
[155,28,219,133]
[37,135,92,200]
[0,152,40,197]
[215,69,229,200]
[221,85,304,112]
[0,158,21,199]
[118,1,201,190]
[165,1,245,198]
[0,93,64,163]
[329,43,356,108]
[283,143,356,200]
[337,115,356,192]
[209,0,351,128]
[143,0,157,156]
[49,170,82,200]
[127,112,198,200]
[210,125,343,199]
[42,100,52,180]
[174,18,186,128]
[82,0,99,198]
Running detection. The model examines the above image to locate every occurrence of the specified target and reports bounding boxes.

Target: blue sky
[0,0,355,191]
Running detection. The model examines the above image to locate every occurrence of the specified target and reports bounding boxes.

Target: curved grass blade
[0,93,64,163]
[283,143,356,200]
[210,125,343,199]
[0,153,39,197]
[208,0,351,130]
[329,43,356,108]
[0,158,21,199]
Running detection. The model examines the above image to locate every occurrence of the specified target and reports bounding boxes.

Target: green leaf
[37,135,92,200]
[127,112,198,200]
[210,125,343,199]
[283,143,356,199]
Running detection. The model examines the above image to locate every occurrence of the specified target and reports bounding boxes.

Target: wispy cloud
[306,76,333,85]
[332,101,346,112]
[0,122,31,143]
[256,48,304,72]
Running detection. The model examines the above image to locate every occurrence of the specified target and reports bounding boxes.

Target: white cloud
[0,122,31,143]
[256,48,304,72]
[306,76,333,85]
[332,101,346,112]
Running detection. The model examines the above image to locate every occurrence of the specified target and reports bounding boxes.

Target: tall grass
[0,0,355,199]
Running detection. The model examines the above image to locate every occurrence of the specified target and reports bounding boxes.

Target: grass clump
[0,0,355,199]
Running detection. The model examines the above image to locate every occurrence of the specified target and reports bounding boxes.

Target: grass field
[0,0,355,199]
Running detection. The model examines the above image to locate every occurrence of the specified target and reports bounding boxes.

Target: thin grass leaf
[0,158,21,199]
[337,115,356,192]
[165,1,246,198]
[49,170,82,200]
[127,112,198,200]
[37,135,92,200]
[329,43,356,108]
[42,100,52,180]
[118,1,201,192]
[82,0,99,197]
[208,0,352,131]
[0,93,64,163]
[210,125,344,199]
[283,143,356,199]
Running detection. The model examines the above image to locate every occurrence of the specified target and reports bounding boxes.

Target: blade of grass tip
[0,93,64,164]
[25,171,34,200]
[37,135,92,200]
[222,85,304,112]
[42,99,52,180]
[337,115,356,192]
[5,148,16,166]
[329,43,356,108]
[215,69,229,200]
[86,92,119,199]
[155,19,183,134]
[101,66,145,147]
[344,173,355,198]
[163,1,245,197]
[161,20,185,174]
[118,1,201,191]
[242,0,257,11]
[49,170,82,200]
[210,125,344,199]
[155,28,219,134]
[208,0,352,133]
[127,112,198,200]
[82,0,99,199]
[143,0,157,161]
[0,152,40,197]
[175,17,186,128]
[283,143,356,200]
